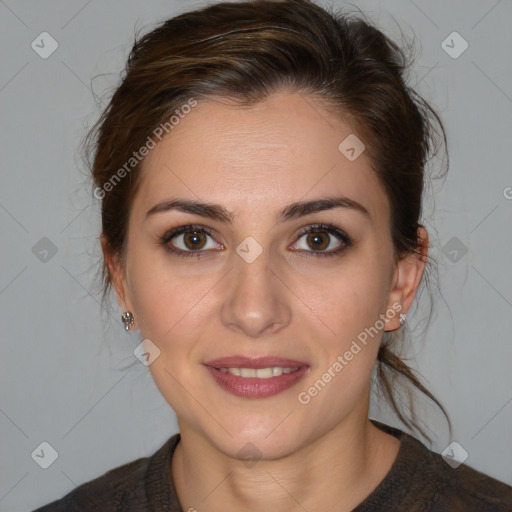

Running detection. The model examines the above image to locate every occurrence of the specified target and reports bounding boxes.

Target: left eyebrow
[278,196,370,223]
[145,195,370,223]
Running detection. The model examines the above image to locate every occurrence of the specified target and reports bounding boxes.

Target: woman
[34,0,512,510]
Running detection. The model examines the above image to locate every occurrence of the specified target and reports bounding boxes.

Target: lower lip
[204,366,309,399]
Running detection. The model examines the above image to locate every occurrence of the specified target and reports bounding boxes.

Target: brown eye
[305,231,330,251]
[183,230,207,250]
[290,223,351,257]
[161,225,223,257]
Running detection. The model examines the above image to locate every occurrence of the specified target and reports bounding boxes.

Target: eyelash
[159,223,352,259]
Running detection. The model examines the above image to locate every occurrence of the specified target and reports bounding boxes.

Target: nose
[220,250,292,338]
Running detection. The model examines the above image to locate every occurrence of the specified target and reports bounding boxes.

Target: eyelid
[160,224,216,243]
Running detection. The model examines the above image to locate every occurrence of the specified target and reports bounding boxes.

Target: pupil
[185,231,204,249]
[308,232,328,250]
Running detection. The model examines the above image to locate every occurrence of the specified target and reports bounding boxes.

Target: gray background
[1,0,511,510]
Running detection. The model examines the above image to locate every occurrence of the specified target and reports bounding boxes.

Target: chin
[198,413,312,462]
[220,431,302,463]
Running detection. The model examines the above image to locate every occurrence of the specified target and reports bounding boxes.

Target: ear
[100,233,137,329]
[384,227,428,332]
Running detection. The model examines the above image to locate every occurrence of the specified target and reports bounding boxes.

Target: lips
[203,356,310,399]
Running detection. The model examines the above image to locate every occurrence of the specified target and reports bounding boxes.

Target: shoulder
[32,434,180,512]
[398,429,512,510]
[32,457,148,512]
[362,420,512,511]
[419,446,512,510]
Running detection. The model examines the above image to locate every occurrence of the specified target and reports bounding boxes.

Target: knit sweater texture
[33,420,512,511]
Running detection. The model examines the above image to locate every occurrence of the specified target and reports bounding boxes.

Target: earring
[399,313,406,326]
[121,311,134,331]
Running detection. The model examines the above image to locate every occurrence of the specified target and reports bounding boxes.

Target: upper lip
[203,356,309,369]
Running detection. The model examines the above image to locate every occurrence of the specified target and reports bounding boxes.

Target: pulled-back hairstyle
[87,0,451,443]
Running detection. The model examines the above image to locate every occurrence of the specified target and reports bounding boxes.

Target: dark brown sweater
[33,420,512,511]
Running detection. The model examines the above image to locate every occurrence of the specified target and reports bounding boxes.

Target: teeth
[272,367,283,377]
[240,368,256,378]
[220,367,299,378]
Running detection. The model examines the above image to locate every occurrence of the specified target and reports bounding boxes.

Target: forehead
[134,92,389,223]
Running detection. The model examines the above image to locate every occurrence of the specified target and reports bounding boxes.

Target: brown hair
[86,0,451,443]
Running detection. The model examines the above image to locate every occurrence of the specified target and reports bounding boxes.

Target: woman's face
[109,91,419,460]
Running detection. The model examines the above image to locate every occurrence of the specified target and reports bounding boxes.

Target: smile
[203,357,309,398]
[218,367,300,378]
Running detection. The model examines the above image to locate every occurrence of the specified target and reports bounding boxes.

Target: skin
[103,90,428,512]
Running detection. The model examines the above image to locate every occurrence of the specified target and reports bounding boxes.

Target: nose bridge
[220,244,291,338]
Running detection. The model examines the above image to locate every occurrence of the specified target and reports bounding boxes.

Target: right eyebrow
[146,199,234,223]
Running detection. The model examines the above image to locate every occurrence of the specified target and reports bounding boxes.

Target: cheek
[306,286,383,387]
[295,256,390,400]
[126,243,212,336]
[296,279,386,425]
[131,270,209,341]
[128,263,213,419]
[301,258,390,342]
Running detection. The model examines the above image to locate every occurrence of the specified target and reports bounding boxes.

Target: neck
[171,409,400,512]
